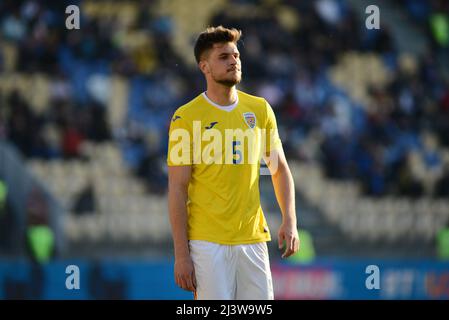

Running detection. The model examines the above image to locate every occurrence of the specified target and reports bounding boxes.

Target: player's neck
[205,85,238,106]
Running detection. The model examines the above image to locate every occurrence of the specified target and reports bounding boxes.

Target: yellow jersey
[167,90,282,245]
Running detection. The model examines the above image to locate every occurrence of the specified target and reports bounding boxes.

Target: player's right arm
[168,165,196,292]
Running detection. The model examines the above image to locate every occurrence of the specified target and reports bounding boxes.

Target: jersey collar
[202,92,239,112]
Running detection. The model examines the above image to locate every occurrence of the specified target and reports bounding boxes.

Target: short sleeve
[264,100,283,156]
[167,112,193,166]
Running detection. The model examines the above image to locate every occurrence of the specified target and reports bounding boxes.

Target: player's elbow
[271,159,291,180]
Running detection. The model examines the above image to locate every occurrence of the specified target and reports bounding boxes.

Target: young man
[167,26,299,300]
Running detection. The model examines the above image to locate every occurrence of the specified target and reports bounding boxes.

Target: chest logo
[205,121,218,129]
[243,112,256,129]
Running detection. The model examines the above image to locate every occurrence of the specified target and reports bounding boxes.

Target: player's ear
[199,60,210,75]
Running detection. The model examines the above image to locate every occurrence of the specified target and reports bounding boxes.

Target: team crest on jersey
[243,112,256,129]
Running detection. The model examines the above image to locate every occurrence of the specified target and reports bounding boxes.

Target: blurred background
[0,0,449,299]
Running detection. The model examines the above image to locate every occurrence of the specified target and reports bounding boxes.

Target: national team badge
[243,112,256,129]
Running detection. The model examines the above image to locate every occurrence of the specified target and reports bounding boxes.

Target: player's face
[203,42,242,87]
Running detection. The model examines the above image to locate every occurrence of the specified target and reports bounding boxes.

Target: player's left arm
[264,147,300,258]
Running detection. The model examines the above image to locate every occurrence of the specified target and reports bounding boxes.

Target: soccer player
[167,26,299,300]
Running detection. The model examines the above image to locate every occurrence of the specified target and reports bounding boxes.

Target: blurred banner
[0,259,448,300]
[273,260,449,300]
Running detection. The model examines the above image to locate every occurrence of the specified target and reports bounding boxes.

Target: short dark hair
[194,26,242,63]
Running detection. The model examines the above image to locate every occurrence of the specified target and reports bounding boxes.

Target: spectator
[0,179,12,250]
[435,152,449,197]
[436,221,449,260]
[61,120,85,159]
[25,187,55,264]
[429,8,449,49]
[72,180,96,215]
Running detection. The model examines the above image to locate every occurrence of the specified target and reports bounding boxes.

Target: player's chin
[217,78,241,87]
[233,71,242,81]
[226,74,242,86]
[231,76,242,85]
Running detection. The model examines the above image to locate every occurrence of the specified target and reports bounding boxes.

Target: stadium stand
[0,0,448,260]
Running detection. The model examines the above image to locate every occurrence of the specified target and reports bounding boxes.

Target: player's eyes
[218,54,239,61]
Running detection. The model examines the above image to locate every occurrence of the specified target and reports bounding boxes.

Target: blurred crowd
[0,0,111,160]
[0,0,448,199]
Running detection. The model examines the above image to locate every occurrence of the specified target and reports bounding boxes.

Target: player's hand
[278,221,300,258]
[174,256,197,292]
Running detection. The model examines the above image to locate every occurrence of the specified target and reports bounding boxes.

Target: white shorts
[189,240,274,300]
